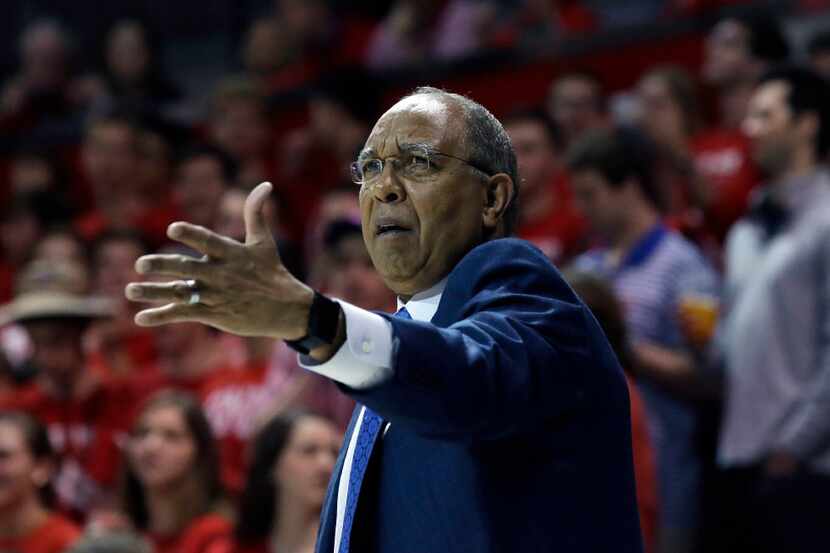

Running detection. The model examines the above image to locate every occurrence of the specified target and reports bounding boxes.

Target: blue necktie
[338,306,411,553]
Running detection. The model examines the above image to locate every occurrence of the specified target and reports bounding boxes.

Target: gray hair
[405,86,521,236]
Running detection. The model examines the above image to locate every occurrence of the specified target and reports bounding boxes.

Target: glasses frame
[351,144,493,186]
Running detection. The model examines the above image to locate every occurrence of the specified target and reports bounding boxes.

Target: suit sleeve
[344,240,628,442]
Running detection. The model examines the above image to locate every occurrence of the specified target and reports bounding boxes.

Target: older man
[126,87,642,553]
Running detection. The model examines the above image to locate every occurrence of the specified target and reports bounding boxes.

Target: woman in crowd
[227,411,341,553]
[121,390,232,553]
[0,411,80,553]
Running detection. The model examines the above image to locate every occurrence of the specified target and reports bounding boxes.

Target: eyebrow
[357,140,438,161]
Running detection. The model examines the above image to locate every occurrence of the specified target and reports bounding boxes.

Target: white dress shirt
[299,278,447,553]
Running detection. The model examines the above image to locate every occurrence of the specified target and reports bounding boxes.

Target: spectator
[121,390,232,553]
[75,111,157,242]
[277,70,375,243]
[0,411,81,553]
[85,230,157,379]
[0,19,90,137]
[546,71,607,149]
[365,0,498,69]
[174,144,236,230]
[702,12,790,130]
[99,19,182,116]
[567,127,719,553]
[33,227,87,265]
[806,28,830,81]
[503,108,586,263]
[208,78,273,188]
[0,194,48,302]
[0,259,131,517]
[562,270,658,553]
[714,65,830,553]
[67,531,151,553]
[228,411,341,553]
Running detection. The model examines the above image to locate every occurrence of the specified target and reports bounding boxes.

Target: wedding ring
[185,279,200,305]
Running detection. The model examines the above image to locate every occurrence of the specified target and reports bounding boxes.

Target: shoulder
[39,513,81,551]
[179,513,234,553]
[656,231,713,274]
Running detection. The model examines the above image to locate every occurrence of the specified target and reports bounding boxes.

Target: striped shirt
[573,224,719,532]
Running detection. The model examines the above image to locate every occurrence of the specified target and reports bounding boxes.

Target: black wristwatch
[285,291,342,355]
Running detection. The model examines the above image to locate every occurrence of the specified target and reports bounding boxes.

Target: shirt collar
[617,223,668,270]
[397,277,448,322]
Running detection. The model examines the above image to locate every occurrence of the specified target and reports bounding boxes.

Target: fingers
[244,182,276,247]
[167,222,240,259]
[125,280,217,305]
[135,254,211,280]
[134,302,211,327]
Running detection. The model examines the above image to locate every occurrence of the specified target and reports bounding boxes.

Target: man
[714,65,830,553]
[546,71,607,149]
[126,87,643,552]
[0,259,129,517]
[568,127,719,553]
[504,109,586,264]
[175,144,237,230]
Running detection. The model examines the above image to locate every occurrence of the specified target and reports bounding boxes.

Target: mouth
[375,217,412,237]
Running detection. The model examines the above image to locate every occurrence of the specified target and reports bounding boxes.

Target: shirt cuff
[298,299,394,389]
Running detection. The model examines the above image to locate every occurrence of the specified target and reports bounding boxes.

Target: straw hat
[0,259,114,326]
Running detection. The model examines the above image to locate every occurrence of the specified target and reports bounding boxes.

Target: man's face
[359,95,488,298]
[548,77,602,145]
[82,122,139,192]
[0,422,48,512]
[742,81,799,177]
[325,234,393,311]
[210,100,269,160]
[94,239,143,300]
[176,156,228,228]
[505,119,558,195]
[703,20,753,86]
[570,169,624,240]
[25,320,85,387]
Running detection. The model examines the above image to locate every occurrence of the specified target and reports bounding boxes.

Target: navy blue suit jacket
[316,238,643,553]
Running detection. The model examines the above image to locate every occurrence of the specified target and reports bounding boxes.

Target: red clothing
[627,377,658,553]
[150,513,233,553]
[0,379,140,516]
[691,129,761,241]
[0,512,80,553]
[517,174,587,264]
[74,198,181,247]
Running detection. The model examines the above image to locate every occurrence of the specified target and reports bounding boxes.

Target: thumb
[244,181,276,247]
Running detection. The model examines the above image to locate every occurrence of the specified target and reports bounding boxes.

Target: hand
[764,450,800,477]
[125,182,314,340]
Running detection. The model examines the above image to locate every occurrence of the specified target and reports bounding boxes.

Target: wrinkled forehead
[362,94,465,158]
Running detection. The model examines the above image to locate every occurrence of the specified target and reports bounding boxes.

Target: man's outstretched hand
[125,182,314,340]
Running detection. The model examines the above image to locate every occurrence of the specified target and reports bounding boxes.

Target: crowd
[0,1,829,552]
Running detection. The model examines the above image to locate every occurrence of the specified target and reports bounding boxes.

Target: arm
[344,241,627,441]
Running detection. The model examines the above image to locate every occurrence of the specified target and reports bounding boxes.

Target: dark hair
[566,126,661,210]
[121,390,223,531]
[405,86,521,236]
[0,411,56,506]
[731,13,790,64]
[561,271,630,369]
[640,65,702,136]
[234,410,331,544]
[808,29,830,57]
[759,64,830,159]
[502,107,564,150]
[177,143,238,184]
[551,71,606,112]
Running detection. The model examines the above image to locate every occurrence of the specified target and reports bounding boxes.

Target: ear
[482,173,515,232]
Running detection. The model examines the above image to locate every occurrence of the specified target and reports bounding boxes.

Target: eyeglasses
[350,144,492,186]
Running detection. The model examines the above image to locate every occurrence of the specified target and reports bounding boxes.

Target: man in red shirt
[504,109,587,264]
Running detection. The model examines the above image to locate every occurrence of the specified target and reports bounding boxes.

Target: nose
[372,163,406,204]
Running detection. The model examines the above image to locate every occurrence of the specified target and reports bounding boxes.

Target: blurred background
[1,1,830,553]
